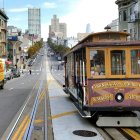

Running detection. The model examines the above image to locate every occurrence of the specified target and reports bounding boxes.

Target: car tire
[0,81,4,89]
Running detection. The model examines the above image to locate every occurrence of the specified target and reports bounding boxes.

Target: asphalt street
[0,53,43,138]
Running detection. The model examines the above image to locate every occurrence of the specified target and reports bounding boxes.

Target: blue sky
[0,0,118,40]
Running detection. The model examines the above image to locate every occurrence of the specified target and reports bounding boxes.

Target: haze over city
[0,0,118,40]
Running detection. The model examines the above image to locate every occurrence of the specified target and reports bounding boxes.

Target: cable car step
[96,116,140,127]
[73,101,91,118]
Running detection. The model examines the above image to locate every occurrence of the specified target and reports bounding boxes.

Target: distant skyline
[0,0,118,40]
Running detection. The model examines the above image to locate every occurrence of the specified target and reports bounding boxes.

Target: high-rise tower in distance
[86,23,91,33]
[49,15,67,38]
[28,8,41,37]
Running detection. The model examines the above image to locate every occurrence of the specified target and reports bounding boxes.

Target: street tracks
[5,79,44,140]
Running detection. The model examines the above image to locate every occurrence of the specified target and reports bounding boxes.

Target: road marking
[38,90,45,101]
[34,119,43,124]
[49,110,78,120]
[18,118,30,140]
[11,115,29,140]
[9,88,14,90]
[121,128,140,140]
[50,95,68,99]
[8,81,40,140]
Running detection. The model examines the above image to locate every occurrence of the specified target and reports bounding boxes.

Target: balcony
[128,13,140,23]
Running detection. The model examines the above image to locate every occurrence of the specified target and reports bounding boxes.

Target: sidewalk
[46,59,104,140]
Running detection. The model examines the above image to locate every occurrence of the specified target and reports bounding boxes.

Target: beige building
[77,33,90,41]
[59,23,67,38]
[51,15,59,32]
[0,10,8,58]
[49,15,67,38]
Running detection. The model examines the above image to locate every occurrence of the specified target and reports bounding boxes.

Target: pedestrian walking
[29,67,32,74]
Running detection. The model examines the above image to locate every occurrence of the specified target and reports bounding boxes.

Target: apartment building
[0,10,8,58]
[115,0,140,40]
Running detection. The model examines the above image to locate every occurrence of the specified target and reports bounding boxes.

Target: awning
[6,61,12,65]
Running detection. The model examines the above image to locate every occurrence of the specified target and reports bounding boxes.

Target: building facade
[0,10,8,58]
[59,23,67,38]
[51,15,59,33]
[77,33,90,41]
[28,8,41,37]
[49,15,67,38]
[115,0,140,40]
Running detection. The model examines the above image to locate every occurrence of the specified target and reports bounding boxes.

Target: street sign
[8,36,18,41]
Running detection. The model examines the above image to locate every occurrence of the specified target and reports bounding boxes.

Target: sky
[0,0,118,41]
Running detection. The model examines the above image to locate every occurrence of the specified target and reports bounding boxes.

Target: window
[123,10,127,21]
[90,50,105,76]
[111,50,125,75]
[119,11,122,22]
[131,50,140,74]
[1,20,4,27]
[130,8,132,15]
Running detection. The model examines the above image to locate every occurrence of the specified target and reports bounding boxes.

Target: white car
[5,69,13,80]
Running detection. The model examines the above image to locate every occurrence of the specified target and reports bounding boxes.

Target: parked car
[11,68,21,78]
[57,56,62,61]
[6,69,13,80]
[28,60,33,66]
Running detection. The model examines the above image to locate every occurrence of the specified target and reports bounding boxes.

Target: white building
[66,38,78,48]
[7,26,22,36]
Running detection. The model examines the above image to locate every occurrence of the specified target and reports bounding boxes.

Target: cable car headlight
[115,93,124,103]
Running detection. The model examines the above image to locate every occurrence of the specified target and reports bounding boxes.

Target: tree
[27,40,43,58]
[47,38,70,57]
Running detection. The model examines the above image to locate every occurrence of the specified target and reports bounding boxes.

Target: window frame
[108,48,128,78]
[129,48,140,78]
[87,47,140,79]
[87,48,107,79]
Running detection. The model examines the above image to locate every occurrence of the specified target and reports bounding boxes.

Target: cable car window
[90,50,105,76]
[131,50,140,74]
[111,50,125,75]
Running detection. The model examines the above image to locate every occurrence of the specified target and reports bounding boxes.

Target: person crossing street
[29,67,32,74]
